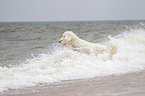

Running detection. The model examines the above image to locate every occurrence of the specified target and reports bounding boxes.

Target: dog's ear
[65,33,72,41]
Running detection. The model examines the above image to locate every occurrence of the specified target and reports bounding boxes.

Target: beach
[2,71,145,96]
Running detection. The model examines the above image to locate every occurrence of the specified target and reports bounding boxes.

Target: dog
[59,31,117,57]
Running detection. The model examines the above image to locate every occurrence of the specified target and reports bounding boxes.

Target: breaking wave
[0,29,145,92]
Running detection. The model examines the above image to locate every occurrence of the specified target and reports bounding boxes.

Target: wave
[0,29,145,92]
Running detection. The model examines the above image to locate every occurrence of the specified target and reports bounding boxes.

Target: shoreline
[2,71,145,96]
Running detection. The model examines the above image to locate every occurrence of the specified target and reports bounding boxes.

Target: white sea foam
[0,29,145,92]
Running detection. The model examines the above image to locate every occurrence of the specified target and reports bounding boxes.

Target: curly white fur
[59,31,117,57]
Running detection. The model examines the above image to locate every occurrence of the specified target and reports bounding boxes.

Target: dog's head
[59,31,75,45]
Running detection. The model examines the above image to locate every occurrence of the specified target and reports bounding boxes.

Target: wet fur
[59,31,117,57]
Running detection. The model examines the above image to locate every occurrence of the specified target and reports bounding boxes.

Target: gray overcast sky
[0,0,145,21]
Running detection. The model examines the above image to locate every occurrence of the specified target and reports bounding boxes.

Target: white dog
[59,31,117,57]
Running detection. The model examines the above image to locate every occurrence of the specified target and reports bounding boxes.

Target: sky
[0,0,145,22]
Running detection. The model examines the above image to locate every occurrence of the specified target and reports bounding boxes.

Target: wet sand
[2,71,145,96]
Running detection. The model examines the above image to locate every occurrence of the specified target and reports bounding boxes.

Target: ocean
[0,21,145,96]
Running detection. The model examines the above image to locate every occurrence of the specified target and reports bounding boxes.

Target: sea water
[0,21,145,92]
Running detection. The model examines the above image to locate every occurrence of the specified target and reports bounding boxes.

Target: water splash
[0,29,145,92]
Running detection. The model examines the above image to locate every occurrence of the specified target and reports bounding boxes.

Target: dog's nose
[59,40,61,43]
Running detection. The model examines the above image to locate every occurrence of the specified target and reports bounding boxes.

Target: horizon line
[0,19,145,23]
